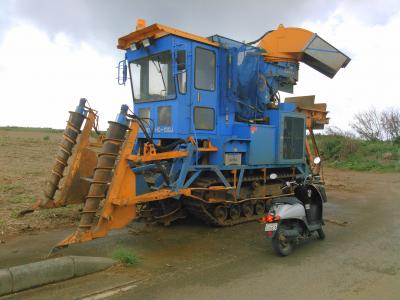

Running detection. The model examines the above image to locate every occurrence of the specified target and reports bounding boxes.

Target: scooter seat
[271,197,303,206]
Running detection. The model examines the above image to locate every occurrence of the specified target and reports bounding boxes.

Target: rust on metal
[56,121,134,247]
[285,95,329,130]
[285,95,327,175]
[56,110,98,206]
[41,110,86,208]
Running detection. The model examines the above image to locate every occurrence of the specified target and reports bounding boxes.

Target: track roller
[254,200,266,215]
[241,201,254,217]
[229,205,241,221]
[213,205,228,223]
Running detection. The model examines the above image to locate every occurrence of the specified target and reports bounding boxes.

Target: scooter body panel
[274,203,306,221]
[271,203,323,232]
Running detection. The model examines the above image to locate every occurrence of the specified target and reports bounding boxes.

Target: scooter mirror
[313,156,321,164]
[269,173,278,180]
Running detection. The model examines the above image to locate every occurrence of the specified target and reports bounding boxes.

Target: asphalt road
[2,169,399,300]
[112,169,400,300]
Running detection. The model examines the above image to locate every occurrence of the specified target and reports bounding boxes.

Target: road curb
[0,256,116,296]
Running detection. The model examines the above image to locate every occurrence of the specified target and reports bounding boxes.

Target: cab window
[177,50,187,94]
[194,107,214,130]
[130,51,176,102]
[195,47,216,91]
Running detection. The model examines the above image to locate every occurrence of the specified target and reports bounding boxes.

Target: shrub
[315,132,399,172]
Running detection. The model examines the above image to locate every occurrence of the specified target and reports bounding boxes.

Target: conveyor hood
[301,34,350,78]
[258,25,350,78]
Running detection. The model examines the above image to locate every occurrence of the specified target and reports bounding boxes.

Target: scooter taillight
[261,214,280,223]
[266,215,274,223]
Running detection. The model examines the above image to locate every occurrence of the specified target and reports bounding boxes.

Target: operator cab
[120,25,219,142]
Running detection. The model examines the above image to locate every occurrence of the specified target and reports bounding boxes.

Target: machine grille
[282,117,305,160]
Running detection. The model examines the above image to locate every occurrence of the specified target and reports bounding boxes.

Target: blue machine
[126,35,305,164]
[39,22,351,249]
[113,22,350,225]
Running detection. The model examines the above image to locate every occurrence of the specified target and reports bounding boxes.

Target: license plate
[265,223,278,231]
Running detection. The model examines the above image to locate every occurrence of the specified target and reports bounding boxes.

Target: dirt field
[0,128,399,299]
[0,128,81,241]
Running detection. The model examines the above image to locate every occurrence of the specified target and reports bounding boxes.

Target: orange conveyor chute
[258,25,350,78]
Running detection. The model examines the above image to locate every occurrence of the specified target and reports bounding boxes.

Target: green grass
[0,183,24,194]
[112,248,138,266]
[8,195,36,204]
[315,135,400,172]
[10,208,22,219]
[0,184,16,193]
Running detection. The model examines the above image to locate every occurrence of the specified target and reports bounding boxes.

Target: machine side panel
[248,125,276,165]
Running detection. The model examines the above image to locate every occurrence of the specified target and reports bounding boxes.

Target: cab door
[191,42,218,136]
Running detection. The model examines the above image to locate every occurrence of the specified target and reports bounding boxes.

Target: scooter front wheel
[272,231,294,256]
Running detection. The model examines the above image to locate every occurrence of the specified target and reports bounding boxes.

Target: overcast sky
[0,0,399,130]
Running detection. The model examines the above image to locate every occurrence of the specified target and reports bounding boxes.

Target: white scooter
[261,170,327,256]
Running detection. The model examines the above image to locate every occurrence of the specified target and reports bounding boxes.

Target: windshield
[130,51,176,102]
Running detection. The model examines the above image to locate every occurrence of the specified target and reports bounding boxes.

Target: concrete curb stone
[10,257,75,292]
[71,256,115,277]
[0,269,12,295]
[0,256,116,296]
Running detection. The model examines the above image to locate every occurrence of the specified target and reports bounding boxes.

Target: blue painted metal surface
[248,125,275,165]
[123,31,311,195]
[115,104,130,126]
[75,98,88,116]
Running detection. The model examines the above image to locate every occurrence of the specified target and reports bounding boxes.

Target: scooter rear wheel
[272,231,293,256]
[317,228,325,240]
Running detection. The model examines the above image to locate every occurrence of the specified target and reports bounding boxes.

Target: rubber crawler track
[183,173,293,226]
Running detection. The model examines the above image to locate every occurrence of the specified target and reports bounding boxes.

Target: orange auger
[56,120,132,247]
[41,110,86,208]
[56,119,192,248]
[55,110,100,207]
[19,99,102,216]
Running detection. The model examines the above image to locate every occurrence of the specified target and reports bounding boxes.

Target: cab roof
[117,23,220,50]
